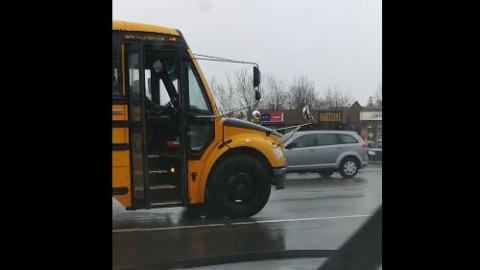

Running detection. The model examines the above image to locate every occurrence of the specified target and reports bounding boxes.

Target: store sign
[318,111,343,122]
[360,111,382,121]
[261,112,284,122]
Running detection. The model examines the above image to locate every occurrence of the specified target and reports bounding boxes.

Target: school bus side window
[187,63,214,152]
[188,63,211,113]
[128,52,140,103]
[144,58,179,106]
[112,39,121,96]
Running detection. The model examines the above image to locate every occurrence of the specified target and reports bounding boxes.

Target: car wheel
[206,155,271,218]
[319,172,334,178]
[339,157,359,178]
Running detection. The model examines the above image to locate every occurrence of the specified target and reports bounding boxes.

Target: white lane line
[112,223,225,233]
[230,214,371,225]
[112,214,371,233]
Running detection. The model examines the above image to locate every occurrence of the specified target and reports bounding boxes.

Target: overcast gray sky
[113,0,382,106]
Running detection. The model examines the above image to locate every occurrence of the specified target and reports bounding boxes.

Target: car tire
[339,157,359,178]
[319,172,334,178]
[206,155,271,218]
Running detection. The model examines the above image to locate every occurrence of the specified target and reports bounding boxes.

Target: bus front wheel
[206,155,271,218]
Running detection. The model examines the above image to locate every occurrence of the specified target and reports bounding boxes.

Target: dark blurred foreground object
[319,205,382,270]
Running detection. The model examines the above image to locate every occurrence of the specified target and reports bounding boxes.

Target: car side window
[315,134,339,146]
[338,134,358,144]
[290,135,314,148]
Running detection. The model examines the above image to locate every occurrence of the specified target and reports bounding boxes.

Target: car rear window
[338,134,358,144]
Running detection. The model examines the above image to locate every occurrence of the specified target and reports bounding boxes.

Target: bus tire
[185,204,204,219]
[206,155,271,218]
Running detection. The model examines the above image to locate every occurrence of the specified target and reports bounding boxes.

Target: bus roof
[113,20,180,37]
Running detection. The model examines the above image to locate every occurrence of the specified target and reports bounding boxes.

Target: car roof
[285,130,361,143]
[295,130,358,135]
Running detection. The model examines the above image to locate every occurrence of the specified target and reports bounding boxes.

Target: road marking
[112,223,225,233]
[112,214,371,233]
[231,214,370,225]
[300,188,360,192]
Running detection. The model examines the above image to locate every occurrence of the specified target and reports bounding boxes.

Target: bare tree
[209,76,235,115]
[367,96,375,106]
[310,97,328,110]
[210,68,260,120]
[258,74,288,110]
[366,81,382,107]
[320,83,354,109]
[233,67,255,120]
[374,81,382,106]
[287,76,317,110]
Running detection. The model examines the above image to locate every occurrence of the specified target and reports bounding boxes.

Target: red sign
[270,113,283,122]
[261,112,284,122]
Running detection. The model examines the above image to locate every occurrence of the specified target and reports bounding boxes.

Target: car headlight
[368,150,375,155]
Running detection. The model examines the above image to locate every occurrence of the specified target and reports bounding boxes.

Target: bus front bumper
[273,167,286,190]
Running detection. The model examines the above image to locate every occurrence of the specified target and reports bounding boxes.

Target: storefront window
[377,123,382,141]
[366,124,374,141]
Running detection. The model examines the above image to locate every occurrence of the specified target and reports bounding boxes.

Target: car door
[284,134,316,172]
[311,133,342,168]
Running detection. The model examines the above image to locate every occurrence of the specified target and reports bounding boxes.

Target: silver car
[284,130,368,178]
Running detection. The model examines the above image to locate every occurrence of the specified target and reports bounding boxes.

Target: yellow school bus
[112,21,289,217]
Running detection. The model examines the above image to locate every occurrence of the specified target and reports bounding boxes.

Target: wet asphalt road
[112,164,382,269]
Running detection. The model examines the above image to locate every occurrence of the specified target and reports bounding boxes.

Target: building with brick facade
[257,101,382,142]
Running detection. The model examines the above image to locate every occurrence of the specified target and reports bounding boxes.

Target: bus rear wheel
[206,155,271,218]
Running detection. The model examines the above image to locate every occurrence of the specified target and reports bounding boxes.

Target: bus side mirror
[253,66,261,88]
[255,90,261,101]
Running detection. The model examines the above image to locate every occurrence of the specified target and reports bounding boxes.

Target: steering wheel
[147,97,178,119]
[162,96,178,113]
